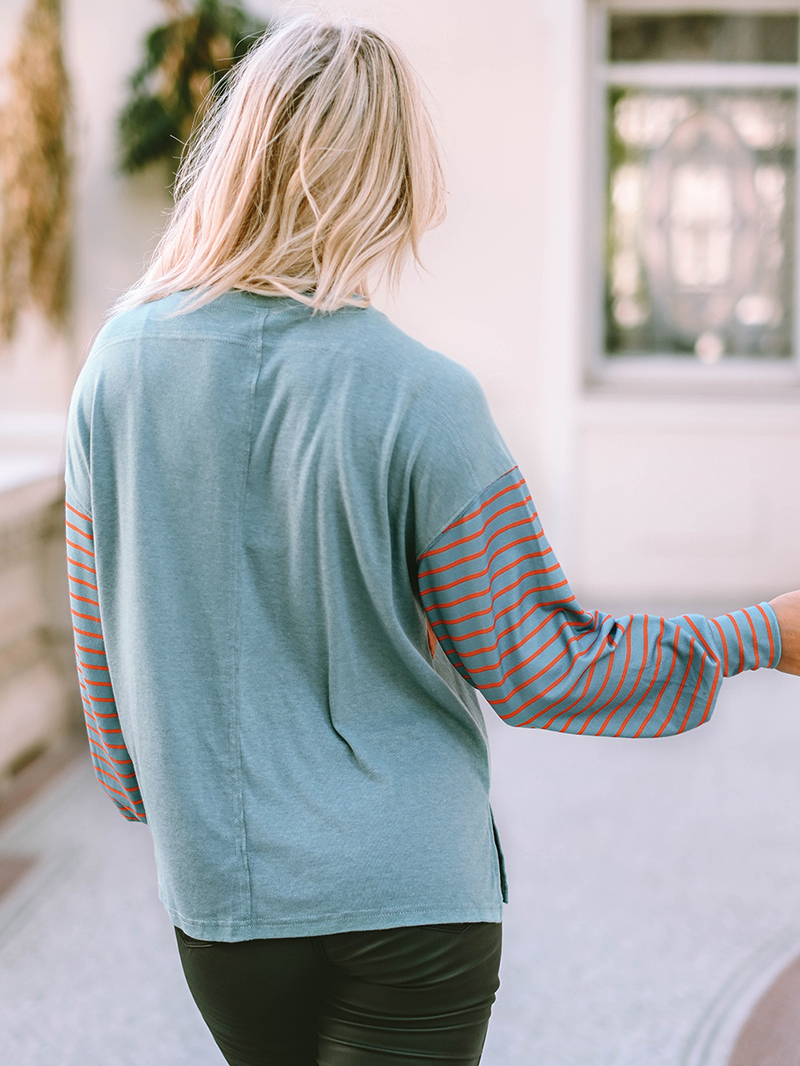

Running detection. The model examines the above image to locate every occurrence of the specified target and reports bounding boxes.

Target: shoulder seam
[306,346,486,491]
[416,466,519,562]
[64,486,92,519]
[89,332,259,358]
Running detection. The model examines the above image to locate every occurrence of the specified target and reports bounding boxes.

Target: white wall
[569,2,800,612]
[0,0,797,608]
[257,0,585,554]
[0,0,169,466]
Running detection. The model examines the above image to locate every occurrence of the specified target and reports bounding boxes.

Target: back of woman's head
[117,14,446,315]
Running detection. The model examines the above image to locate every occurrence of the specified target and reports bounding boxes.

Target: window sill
[583,357,800,402]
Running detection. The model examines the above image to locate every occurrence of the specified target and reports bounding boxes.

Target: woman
[64,14,800,1066]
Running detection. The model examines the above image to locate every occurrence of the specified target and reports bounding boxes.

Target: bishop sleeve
[418,468,781,737]
[65,498,147,821]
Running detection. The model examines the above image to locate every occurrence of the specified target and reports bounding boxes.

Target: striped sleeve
[65,498,146,822]
[417,468,781,738]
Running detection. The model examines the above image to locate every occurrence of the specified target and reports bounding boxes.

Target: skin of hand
[768,591,800,676]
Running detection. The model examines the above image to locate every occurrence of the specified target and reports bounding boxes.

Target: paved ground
[0,667,798,1066]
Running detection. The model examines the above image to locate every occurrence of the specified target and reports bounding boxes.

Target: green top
[64,290,779,940]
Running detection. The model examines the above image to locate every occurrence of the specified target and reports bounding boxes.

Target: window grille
[590,4,800,384]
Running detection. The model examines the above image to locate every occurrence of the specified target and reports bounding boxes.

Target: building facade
[0,0,798,711]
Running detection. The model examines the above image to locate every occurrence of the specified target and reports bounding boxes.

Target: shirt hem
[165,900,505,942]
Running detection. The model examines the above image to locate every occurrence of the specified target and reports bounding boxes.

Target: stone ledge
[0,730,85,828]
[0,472,80,780]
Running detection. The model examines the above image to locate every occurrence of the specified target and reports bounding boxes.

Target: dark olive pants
[175,921,502,1066]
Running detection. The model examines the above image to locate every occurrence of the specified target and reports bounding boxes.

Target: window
[589,3,800,387]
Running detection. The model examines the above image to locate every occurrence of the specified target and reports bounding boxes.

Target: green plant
[117,0,268,177]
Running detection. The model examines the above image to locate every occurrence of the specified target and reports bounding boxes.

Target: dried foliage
[0,0,72,343]
[118,0,268,176]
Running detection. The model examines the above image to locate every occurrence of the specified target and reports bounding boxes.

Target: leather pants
[175,921,502,1066]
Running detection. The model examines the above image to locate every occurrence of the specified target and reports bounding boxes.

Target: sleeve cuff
[709,603,782,675]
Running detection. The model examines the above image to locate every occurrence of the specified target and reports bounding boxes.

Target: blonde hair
[115,13,446,315]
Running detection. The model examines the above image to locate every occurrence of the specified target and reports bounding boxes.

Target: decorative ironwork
[605,88,796,361]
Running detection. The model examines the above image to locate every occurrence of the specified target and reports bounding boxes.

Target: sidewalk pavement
[0,667,798,1066]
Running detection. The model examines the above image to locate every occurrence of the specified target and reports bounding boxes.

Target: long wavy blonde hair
[115,14,446,315]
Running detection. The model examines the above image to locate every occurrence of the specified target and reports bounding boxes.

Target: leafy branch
[117,0,268,176]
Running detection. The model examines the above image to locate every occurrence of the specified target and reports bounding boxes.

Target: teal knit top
[64,291,781,940]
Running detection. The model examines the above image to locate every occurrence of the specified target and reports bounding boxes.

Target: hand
[768,591,800,676]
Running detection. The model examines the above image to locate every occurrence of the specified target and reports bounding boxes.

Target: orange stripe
[561,655,615,733]
[70,592,100,607]
[635,636,679,738]
[727,614,745,673]
[523,635,619,728]
[512,630,618,722]
[458,603,563,659]
[512,646,600,726]
[430,591,578,642]
[88,751,124,783]
[69,576,98,591]
[466,616,578,679]
[424,554,560,601]
[610,622,661,737]
[71,609,100,623]
[675,648,708,733]
[468,620,574,686]
[550,652,614,737]
[433,579,571,626]
[76,644,106,656]
[90,744,132,764]
[90,771,142,810]
[654,639,695,738]
[428,562,563,611]
[92,756,139,783]
[422,496,534,559]
[429,578,570,628]
[421,532,549,586]
[585,620,635,735]
[72,625,103,639]
[89,749,132,779]
[542,660,600,730]
[744,610,760,670]
[65,501,92,523]
[421,543,555,596]
[66,556,96,575]
[710,617,728,675]
[65,520,93,540]
[566,621,628,729]
[699,659,722,725]
[418,521,546,579]
[613,615,655,736]
[476,618,594,690]
[65,537,95,558]
[91,777,129,802]
[755,604,776,667]
[497,626,603,717]
[684,617,716,660]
